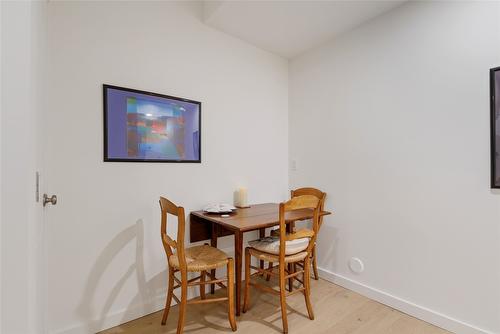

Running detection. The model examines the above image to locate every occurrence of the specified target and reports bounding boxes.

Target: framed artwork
[490,67,500,187]
[103,84,201,163]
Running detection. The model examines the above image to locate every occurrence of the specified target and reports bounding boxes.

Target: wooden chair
[267,187,327,282]
[159,197,237,334]
[242,195,321,334]
[291,188,326,280]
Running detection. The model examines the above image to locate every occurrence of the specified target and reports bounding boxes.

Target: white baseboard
[318,267,497,334]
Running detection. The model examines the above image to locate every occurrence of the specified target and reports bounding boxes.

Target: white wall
[289,2,500,334]
[0,1,3,331]
[46,2,288,333]
[1,1,47,333]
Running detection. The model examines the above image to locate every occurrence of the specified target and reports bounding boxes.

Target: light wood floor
[100,278,451,334]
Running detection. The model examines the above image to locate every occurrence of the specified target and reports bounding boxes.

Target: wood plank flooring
[99,278,451,334]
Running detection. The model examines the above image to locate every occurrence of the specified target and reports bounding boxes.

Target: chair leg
[259,260,265,276]
[176,270,188,334]
[312,245,319,280]
[242,249,251,313]
[279,263,289,334]
[210,268,216,294]
[161,267,175,325]
[292,263,297,288]
[259,228,265,276]
[227,258,237,331]
[303,258,314,320]
[200,270,206,300]
[266,262,273,281]
[287,263,293,292]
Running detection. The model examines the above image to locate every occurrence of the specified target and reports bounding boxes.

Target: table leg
[259,228,265,274]
[210,223,218,294]
[234,231,243,316]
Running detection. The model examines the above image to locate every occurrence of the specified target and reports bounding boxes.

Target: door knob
[43,194,57,207]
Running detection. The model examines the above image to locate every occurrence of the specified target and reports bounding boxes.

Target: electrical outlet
[349,257,365,274]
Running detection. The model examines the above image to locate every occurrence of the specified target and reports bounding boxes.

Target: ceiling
[203,0,406,59]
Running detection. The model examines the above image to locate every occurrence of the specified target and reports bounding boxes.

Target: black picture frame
[490,67,500,187]
[103,84,201,163]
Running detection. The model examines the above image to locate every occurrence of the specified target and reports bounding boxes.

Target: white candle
[237,187,248,207]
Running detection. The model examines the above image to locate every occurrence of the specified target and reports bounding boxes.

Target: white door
[1,1,48,333]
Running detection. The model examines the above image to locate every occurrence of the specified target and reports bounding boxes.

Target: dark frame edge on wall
[102,84,202,163]
[490,67,500,188]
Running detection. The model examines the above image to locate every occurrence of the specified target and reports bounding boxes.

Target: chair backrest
[290,187,326,210]
[291,187,327,228]
[159,196,187,269]
[278,195,320,261]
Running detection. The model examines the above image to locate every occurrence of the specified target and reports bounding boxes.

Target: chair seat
[169,245,229,272]
[247,247,308,263]
[248,237,310,256]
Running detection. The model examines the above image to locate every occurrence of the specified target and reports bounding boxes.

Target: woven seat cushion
[169,245,229,272]
[248,247,308,263]
[248,236,309,256]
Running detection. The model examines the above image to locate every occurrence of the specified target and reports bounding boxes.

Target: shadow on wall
[76,219,166,333]
[318,224,339,273]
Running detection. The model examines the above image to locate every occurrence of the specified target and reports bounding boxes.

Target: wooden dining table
[190,203,331,316]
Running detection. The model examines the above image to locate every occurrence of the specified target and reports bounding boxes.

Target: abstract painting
[104,85,201,162]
